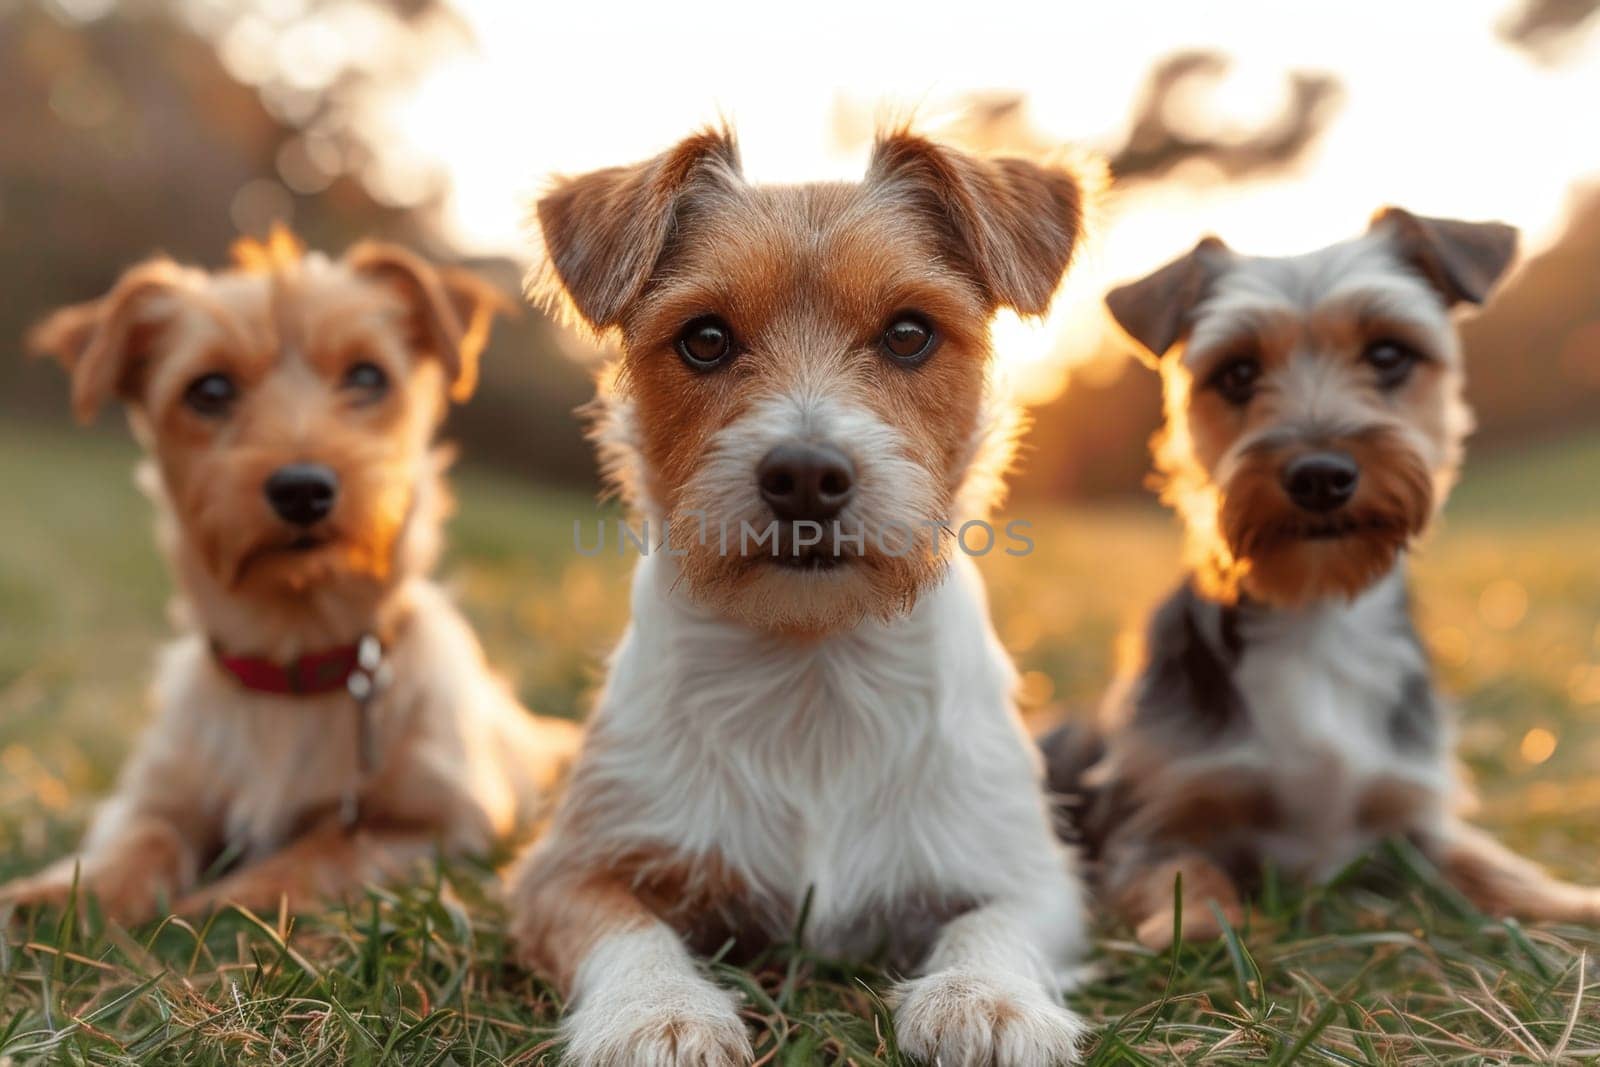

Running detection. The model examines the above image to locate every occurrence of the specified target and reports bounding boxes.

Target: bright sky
[353,0,1600,402]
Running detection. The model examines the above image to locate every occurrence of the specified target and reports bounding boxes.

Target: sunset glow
[193,0,1600,403]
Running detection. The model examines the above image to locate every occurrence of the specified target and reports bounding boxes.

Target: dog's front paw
[562,970,752,1066]
[1133,899,1244,951]
[174,860,320,917]
[894,968,1087,1067]
[1,858,172,925]
[0,866,77,913]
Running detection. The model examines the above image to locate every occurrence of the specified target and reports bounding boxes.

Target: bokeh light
[1521,726,1558,765]
[1479,578,1531,631]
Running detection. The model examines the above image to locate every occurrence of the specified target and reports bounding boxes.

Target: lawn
[2,417,1599,1064]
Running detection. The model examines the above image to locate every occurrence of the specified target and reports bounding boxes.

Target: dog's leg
[1432,821,1600,924]
[508,865,752,1067]
[0,811,199,924]
[894,874,1090,1067]
[1,751,218,925]
[174,821,439,916]
[1112,852,1247,950]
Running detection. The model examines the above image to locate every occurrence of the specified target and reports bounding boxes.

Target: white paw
[894,968,1088,1067]
[561,969,751,1067]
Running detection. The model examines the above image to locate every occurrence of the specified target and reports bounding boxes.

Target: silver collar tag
[339,633,393,830]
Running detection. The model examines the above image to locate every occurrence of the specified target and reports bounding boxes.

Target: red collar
[213,642,366,696]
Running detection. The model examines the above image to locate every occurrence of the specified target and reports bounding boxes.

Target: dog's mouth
[1295,514,1403,542]
[1300,519,1359,542]
[764,549,853,572]
[231,528,343,585]
[267,528,338,558]
[1247,511,1410,550]
[729,519,866,572]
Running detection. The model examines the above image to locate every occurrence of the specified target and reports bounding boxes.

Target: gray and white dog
[1043,208,1600,948]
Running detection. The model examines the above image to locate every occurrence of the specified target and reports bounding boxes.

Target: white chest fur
[1228,568,1449,875]
[583,552,1069,955]
[119,581,524,862]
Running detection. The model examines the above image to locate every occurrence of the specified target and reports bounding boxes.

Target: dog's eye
[1210,356,1261,406]
[342,361,389,397]
[675,316,735,371]
[881,314,936,365]
[183,373,237,417]
[1364,340,1420,390]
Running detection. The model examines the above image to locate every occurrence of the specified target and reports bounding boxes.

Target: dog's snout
[1282,451,1359,514]
[757,443,855,523]
[264,463,339,526]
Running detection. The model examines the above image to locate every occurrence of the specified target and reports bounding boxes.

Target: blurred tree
[1109,52,1342,182]
[1458,184,1600,449]
[0,0,597,491]
[1499,0,1600,62]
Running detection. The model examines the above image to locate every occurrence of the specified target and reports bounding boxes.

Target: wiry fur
[508,126,1092,1066]
[1,234,577,923]
[1045,209,1600,948]
[1146,228,1474,605]
[513,552,1090,1064]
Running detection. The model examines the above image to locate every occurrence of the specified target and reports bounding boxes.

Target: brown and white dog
[506,127,1094,1065]
[1042,209,1600,948]
[0,230,578,924]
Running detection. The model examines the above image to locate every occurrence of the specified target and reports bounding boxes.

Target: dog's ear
[1370,207,1518,307]
[1104,236,1232,367]
[346,243,514,402]
[868,128,1084,317]
[27,258,188,422]
[530,127,743,332]
[436,266,518,402]
[26,301,98,375]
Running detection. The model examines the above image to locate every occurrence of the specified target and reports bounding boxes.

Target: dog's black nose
[1282,452,1359,513]
[758,444,855,523]
[264,464,339,526]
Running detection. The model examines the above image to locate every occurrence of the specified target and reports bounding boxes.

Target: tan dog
[508,128,1093,1066]
[1,229,578,923]
[1043,209,1600,948]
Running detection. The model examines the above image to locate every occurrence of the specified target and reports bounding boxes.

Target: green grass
[2,419,1599,1063]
